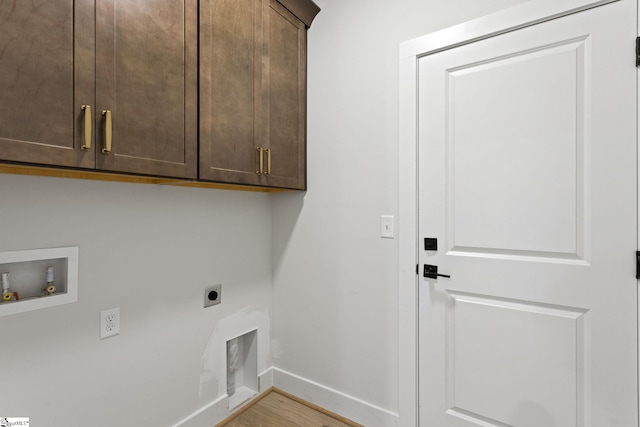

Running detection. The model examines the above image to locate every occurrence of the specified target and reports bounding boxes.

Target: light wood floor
[218,389,363,427]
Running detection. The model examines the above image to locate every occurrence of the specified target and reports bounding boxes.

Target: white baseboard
[172,369,273,427]
[171,393,228,427]
[173,366,399,427]
[271,367,399,427]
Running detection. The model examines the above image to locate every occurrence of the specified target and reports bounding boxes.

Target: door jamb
[397,1,623,426]
[636,1,640,423]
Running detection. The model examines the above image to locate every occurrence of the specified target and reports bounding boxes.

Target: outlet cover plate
[204,284,222,308]
[100,307,120,339]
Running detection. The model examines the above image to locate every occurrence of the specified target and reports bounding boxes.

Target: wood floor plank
[220,390,359,427]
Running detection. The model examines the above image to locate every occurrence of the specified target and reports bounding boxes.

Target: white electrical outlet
[100,307,120,339]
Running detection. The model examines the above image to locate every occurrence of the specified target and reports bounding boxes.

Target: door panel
[418,2,637,426]
[96,0,197,178]
[447,40,583,258]
[0,0,94,168]
[447,292,585,426]
[265,0,307,190]
[199,0,263,185]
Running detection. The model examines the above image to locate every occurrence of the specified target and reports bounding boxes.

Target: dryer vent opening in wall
[227,329,258,410]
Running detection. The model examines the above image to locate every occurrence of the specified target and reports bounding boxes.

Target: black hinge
[636,252,640,279]
[636,37,640,67]
[416,264,419,275]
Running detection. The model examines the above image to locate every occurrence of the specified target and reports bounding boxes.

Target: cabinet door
[95,0,197,179]
[200,0,264,185]
[0,0,95,168]
[264,0,307,190]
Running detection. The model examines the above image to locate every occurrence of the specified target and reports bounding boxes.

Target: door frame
[397,1,631,425]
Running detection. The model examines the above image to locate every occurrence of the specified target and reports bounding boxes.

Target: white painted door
[417,1,638,426]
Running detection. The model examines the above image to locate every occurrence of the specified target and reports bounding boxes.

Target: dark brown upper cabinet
[95,0,197,179]
[200,0,263,187]
[0,0,315,190]
[0,0,197,179]
[200,0,319,190]
[0,0,94,169]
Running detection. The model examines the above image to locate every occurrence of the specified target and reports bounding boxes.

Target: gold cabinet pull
[256,147,264,174]
[102,110,112,154]
[265,148,271,175]
[81,105,92,151]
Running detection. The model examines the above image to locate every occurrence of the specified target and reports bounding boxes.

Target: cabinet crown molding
[277,0,321,27]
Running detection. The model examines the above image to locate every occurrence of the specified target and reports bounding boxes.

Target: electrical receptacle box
[204,284,221,308]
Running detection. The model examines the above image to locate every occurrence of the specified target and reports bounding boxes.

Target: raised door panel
[265,0,306,190]
[199,0,263,185]
[0,0,95,168]
[96,0,197,179]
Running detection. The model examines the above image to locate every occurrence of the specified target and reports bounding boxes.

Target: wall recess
[0,247,79,317]
[227,329,258,410]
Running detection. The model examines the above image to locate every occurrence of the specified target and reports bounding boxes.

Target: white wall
[272,0,528,423]
[1,1,533,426]
[0,174,273,426]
